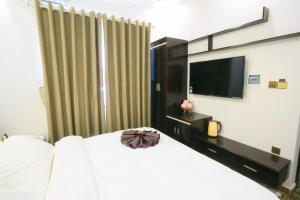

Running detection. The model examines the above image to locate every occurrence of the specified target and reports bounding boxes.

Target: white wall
[0,0,47,137]
[147,0,300,41]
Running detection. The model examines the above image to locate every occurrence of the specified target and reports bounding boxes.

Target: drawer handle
[208,148,217,154]
[243,164,258,173]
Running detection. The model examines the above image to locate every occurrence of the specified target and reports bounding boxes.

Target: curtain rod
[37,0,154,28]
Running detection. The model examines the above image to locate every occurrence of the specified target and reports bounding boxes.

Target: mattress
[46,127,279,200]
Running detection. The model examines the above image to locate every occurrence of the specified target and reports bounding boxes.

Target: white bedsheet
[45,136,100,200]
[46,128,279,200]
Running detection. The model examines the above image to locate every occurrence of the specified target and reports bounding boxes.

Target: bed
[0,128,279,200]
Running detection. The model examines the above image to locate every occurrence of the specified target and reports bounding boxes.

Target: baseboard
[280,182,296,194]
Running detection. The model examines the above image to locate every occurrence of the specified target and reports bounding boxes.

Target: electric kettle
[208,120,222,137]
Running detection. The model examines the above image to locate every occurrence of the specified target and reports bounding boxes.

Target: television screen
[189,56,245,98]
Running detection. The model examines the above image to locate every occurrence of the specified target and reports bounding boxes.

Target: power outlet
[272,146,281,155]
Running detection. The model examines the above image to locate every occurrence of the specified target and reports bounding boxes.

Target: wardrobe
[150,37,188,132]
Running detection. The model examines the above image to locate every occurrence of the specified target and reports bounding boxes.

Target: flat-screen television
[189,56,245,98]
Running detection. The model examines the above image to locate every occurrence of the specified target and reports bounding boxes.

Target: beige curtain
[104,17,151,132]
[34,1,105,143]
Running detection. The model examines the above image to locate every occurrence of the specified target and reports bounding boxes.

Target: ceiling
[33,0,187,10]
[74,0,186,7]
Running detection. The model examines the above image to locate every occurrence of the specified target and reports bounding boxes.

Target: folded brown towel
[121,130,160,149]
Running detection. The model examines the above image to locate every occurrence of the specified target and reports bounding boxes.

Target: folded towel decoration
[121,130,160,149]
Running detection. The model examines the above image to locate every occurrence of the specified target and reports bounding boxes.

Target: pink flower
[181,103,188,110]
[181,100,193,112]
[186,102,193,110]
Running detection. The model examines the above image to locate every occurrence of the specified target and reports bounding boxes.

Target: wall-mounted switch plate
[277,79,288,89]
[271,146,281,155]
[269,79,288,89]
[248,74,261,84]
[156,83,160,91]
[269,81,278,88]
[189,86,193,93]
[277,82,288,89]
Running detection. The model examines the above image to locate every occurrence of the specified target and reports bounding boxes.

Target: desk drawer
[203,146,280,187]
[192,135,290,188]
[233,156,279,188]
[202,143,237,168]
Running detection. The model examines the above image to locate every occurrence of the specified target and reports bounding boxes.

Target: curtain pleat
[119,18,129,129]
[80,10,91,137]
[145,24,151,126]
[47,3,65,137]
[89,11,99,134]
[58,5,74,134]
[34,1,104,143]
[96,13,106,134]
[140,22,146,126]
[106,17,121,132]
[102,15,113,132]
[126,19,134,128]
[135,20,141,127]
[70,7,80,135]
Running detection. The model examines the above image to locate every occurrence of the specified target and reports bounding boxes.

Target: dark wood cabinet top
[151,37,187,48]
[196,134,290,172]
[167,112,212,124]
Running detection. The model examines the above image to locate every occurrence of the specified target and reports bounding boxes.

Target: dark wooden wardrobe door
[166,41,187,115]
[151,44,166,131]
[151,37,187,132]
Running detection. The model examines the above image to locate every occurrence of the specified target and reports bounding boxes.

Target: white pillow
[0,136,54,192]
